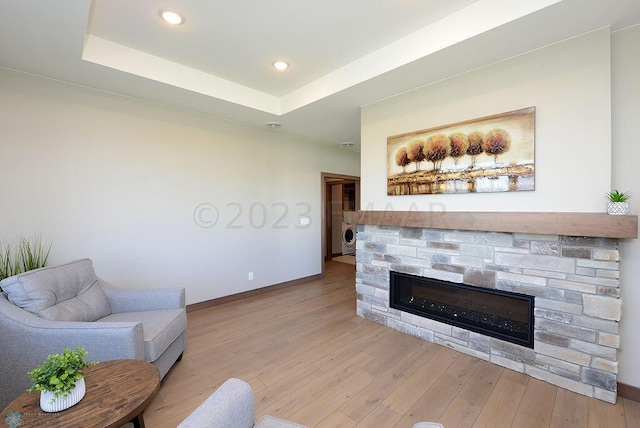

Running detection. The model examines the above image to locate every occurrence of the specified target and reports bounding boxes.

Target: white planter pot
[39,377,86,412]
[607,201,630,215]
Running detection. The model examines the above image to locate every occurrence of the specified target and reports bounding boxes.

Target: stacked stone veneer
[355,225,622,403]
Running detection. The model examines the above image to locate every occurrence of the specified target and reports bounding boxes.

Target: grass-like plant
[0,241,21,283]
[606,190,632,202]
[0,234,52,287]
[27,346,97,402]
[17,234,51,273]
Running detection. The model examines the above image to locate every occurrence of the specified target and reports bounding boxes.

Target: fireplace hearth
[390,271,534,348]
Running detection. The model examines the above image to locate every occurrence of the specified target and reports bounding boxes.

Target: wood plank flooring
[144,261,640,428]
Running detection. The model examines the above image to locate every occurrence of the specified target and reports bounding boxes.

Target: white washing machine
[341,221,356,255]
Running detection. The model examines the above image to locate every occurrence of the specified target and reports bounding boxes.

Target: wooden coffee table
[1,359,160,428]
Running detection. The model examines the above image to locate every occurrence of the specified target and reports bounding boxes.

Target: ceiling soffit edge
[82,0,562,117]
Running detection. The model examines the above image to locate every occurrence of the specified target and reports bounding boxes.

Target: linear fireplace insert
[390,271,534,348]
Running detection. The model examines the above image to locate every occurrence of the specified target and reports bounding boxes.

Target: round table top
[1,359,160,428]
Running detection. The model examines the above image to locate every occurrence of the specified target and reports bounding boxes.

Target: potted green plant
[27,346,97,412]
[606,190,632,215]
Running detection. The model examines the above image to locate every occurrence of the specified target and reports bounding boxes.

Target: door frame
[320,172,360,275]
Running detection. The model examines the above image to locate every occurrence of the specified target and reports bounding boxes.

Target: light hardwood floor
[145,261,640,428]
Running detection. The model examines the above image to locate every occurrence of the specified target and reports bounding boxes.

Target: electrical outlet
[248,272,253,280]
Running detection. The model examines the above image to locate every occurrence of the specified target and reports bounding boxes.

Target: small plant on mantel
[606,190,632,215]
[606,190,632,203]
[27,346,97,411]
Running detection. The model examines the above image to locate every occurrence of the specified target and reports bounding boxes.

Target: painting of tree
[466,131,484,167]
[386,106,535,195]
[483,128,512,162]
[395,147,411,173]
[425,134,450,170]
[448,132,469,165]
[407,139,426,171]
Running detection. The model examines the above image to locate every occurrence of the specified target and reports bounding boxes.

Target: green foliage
[17,235,51,272]
[606,190,632,202]
[0,234,51,283]
[27,346,97,401]
[0,241,21,284]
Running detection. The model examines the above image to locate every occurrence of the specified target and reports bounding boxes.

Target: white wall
[361,29,612,212]
[0,68,360,304]
[612,24,640,388]
[360,27,640,389]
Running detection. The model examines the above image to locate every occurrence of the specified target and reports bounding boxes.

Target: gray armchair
[178,378,444,428]
[0,259,187,410]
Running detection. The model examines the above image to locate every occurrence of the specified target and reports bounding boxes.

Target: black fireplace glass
[390,271,534,348]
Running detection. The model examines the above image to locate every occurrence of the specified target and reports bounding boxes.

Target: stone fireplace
[353,211,637,404]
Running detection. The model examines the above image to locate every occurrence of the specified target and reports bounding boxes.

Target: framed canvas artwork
[387,107,535,195]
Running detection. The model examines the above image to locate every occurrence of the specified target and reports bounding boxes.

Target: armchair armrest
[0,296,145,409]
[178,378,255,428]
[98,277,185,313]
[0,297,145,360]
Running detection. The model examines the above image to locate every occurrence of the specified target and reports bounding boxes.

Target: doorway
[321,173,360,273]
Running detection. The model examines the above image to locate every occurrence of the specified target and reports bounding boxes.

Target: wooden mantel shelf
[354,211,638,239]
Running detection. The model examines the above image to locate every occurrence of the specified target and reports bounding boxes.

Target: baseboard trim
[618,382,640,402]
[186,273,322,313]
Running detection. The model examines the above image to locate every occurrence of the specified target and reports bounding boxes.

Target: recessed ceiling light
[266,122,282,129]
[159,9,185,25]
[273,61,289,71]
[341,142,355,148]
